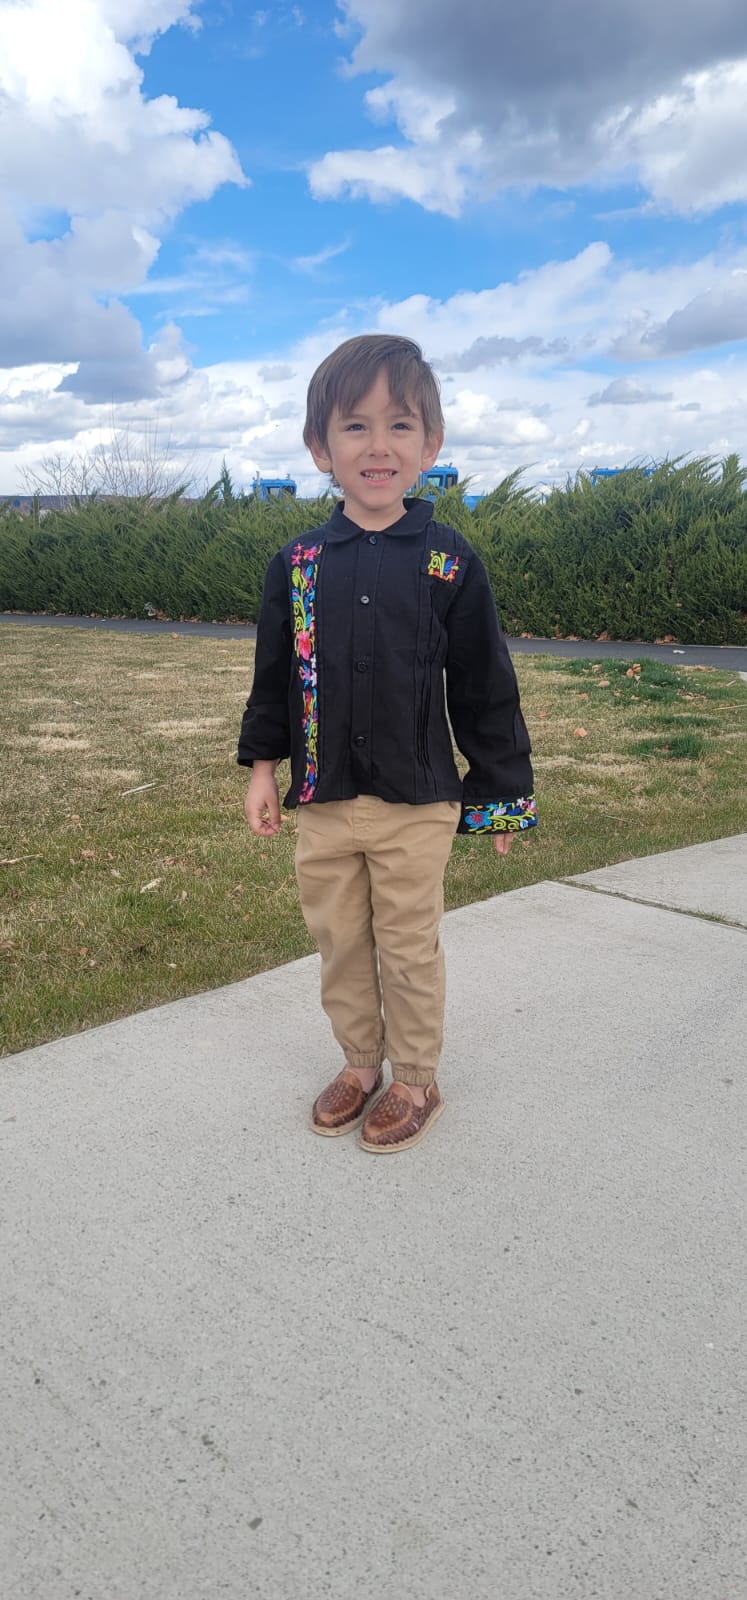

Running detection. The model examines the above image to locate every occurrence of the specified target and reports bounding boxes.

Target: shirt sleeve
[445,550,537,835]
[237,550,292,767]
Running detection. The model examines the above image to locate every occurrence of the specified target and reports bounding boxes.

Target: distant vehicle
[418,464,459,496]
[416,463,487,511]
[253,474,297,500]
[589,466,656,485]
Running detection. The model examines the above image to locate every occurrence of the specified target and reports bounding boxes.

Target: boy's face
[309,368,443,531]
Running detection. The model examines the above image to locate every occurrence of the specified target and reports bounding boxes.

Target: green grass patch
[560,656,690,703]
[629,733,707,760]
[1,630,746,1056]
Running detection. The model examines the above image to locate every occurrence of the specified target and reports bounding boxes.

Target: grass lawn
[1,625,746,1057]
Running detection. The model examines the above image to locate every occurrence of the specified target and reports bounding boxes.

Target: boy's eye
[344,423,364,431]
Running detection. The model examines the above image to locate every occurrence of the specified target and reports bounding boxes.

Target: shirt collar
[322,496,435,543]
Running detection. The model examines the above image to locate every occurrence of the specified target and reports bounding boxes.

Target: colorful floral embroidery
[291,541,323,802]
[463,795,538,833]
[427,549,460,582]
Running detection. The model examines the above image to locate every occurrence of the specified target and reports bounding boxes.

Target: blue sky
[3,0,747,493]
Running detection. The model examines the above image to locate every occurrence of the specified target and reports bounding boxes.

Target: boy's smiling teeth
[362,469,395,479]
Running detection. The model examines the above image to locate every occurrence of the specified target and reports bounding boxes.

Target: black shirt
[237,497,536,835]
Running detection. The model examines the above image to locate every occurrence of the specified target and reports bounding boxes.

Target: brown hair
[303,333,443,450]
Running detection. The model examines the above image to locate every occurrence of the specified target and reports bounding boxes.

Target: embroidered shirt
[237,497,536,835]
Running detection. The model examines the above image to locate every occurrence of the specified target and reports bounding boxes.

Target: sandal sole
[359,1097,445,1153]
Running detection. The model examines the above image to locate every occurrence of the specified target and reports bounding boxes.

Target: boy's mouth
[361,470,396,482]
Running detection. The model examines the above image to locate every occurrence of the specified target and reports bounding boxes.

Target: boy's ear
[308,436,332,474]
[421,430,445,472]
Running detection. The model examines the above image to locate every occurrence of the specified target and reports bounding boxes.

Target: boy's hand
[244,767,281,836]
[493,834,513,857]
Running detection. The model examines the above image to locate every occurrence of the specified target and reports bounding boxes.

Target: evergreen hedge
[1,458,746,643]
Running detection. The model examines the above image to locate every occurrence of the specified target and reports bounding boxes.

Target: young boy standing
[239,334,536,1153]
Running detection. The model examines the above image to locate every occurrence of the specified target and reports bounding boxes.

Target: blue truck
[253,475,297,500]
[589,466,656,485]
[416,463,485,510]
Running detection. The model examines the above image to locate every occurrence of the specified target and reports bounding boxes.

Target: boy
[238,334,536,1153]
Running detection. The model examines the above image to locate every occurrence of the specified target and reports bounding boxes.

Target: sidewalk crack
[561,878,747,932]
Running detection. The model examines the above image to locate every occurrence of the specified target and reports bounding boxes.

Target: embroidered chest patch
[427,550,460,583]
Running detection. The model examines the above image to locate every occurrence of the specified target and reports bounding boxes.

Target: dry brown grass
[1,625,745,1056]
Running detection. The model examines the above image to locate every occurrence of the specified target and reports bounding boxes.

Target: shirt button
[368,535,378,545]
[356,660,368,673]
[353,734,367,747]
[360,594,370,605]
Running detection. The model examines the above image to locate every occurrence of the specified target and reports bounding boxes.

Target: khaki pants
[294,796,460,1088]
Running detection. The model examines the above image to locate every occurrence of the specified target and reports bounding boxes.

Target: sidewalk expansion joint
[560,878,747,933]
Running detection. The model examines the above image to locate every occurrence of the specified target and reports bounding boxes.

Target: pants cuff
[391,1066,438,1088]
[346,1048,384,1070]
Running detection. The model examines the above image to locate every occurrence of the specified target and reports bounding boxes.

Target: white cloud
[588,378,673,406]
[311,0,747,214]
[309,143,474,217]
[292,239,351,273]
[0,0,245,399]
[6,243,747,494]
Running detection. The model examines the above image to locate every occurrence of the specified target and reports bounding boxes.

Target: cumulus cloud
[5,242,747,495]
[310,0,747,213]
[619,271,747,358]
[588,378,673,406]
[0,0,244,401]
[438,335,569,371]
[258,364,296,382]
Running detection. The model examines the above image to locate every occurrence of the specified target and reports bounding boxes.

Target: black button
[360,594,370,605]
[368,535,378,545]
[356,660,368,673]
[353,734,367,747]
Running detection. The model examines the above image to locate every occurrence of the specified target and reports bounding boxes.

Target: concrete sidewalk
[2,837,746,1600]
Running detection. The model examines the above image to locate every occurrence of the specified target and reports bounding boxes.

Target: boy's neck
[340,495,410,533]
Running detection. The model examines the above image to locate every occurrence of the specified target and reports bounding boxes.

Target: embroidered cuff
[461,795,538,834]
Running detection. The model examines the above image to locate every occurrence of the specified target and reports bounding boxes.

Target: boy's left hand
[493,834,513,857]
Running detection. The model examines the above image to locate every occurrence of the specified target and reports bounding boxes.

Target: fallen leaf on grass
[577,693,589,700]
[140,878,162,893]
[573,727,588,738]
[81,850,96,860]
[598,679,610,688]
[537,710,548,720]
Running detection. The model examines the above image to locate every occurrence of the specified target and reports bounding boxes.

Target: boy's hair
[303,334,444,449]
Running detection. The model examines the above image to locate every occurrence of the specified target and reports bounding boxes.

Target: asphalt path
[2,608,746,669]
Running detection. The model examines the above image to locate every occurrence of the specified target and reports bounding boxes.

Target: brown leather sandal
[359,1081,444,1152]
[310,1065,385,1137]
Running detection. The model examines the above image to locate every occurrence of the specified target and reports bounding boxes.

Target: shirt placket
[350,532,384,782]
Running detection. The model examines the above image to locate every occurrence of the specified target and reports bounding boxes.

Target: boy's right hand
[244,766,282,836]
